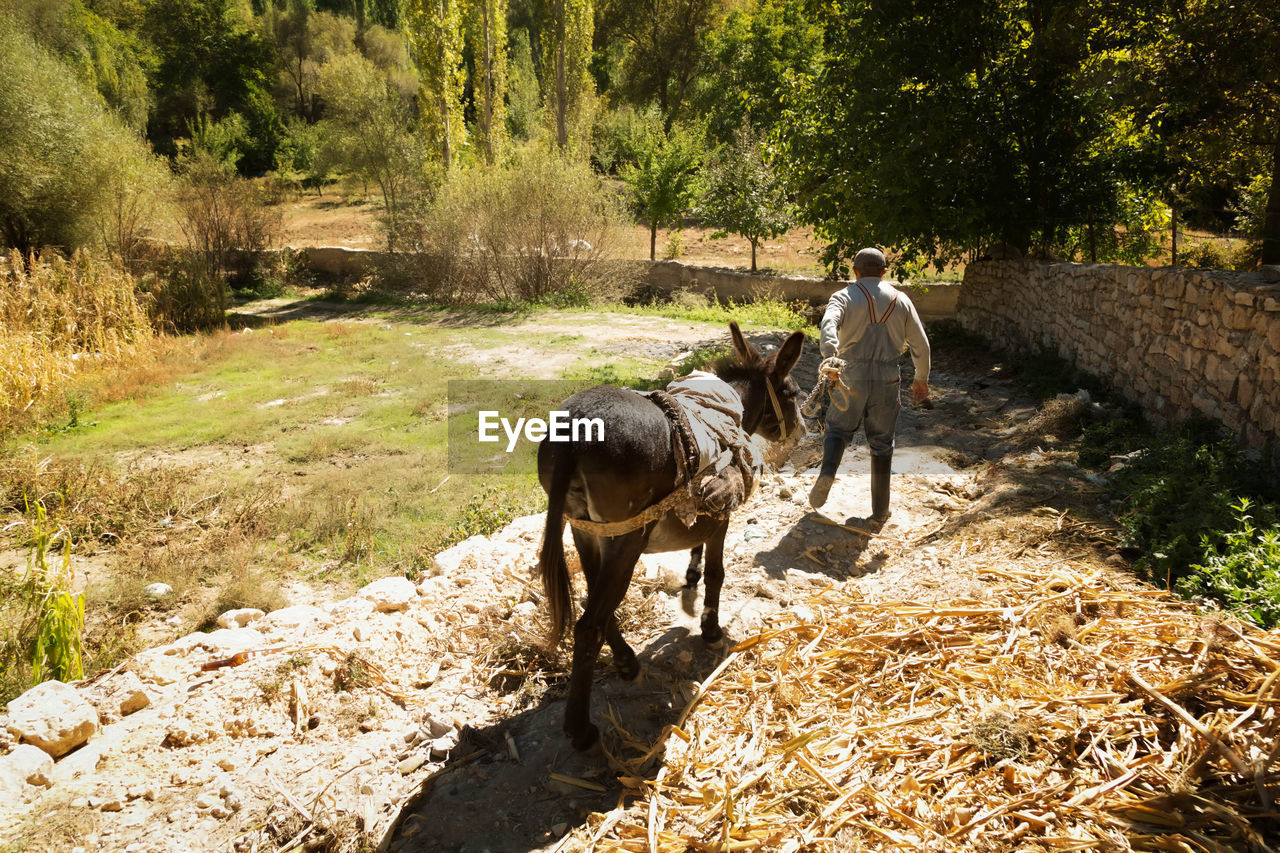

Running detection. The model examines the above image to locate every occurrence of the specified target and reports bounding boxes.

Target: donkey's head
[719,321,806,442]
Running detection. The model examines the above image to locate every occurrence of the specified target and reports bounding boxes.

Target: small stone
[423,714,453,738]
[398,755,427,775]
[86,671,150,724]
[360,783,375,795]
[196,791,221,811]
[5,680,99,758]
[216,757,236,772]
[511,601,538,621]
[353,624,370,642]
[91,795,125,812]
[144,582,174,599]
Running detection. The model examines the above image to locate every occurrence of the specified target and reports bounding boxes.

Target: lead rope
[766,376,790,441]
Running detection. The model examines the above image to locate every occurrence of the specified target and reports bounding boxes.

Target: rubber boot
[808,435,847,509]
[870,454,893,525]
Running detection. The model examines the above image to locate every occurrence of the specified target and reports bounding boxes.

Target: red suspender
[854,281,899,325]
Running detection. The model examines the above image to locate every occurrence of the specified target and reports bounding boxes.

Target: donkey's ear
[772,330,806,377]
[729,321,759,365]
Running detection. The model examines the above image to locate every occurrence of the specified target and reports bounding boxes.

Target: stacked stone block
[957,260,1280,465]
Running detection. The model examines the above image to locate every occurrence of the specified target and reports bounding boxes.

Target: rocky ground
[0,325,1130,853]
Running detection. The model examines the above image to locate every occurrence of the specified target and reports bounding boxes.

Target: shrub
[0,19,165,255]
[1180,499,1280,628]
[176,147,281,285]
[396,145,625,303]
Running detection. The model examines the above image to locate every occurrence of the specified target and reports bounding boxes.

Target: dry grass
[575,551,1280,850]
[0,250,157,432]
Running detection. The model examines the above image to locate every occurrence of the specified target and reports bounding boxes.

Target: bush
[395,145,625,303]
[0,19,166,255]
[176,147,281,285]
[1181,499,1280,628]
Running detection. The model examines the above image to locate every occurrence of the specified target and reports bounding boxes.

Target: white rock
[216,608,265,630]
[144,582,173,599]
[131,649,188,686]
[5,681,99,758]
[357,576,418,613]
[423,713,454,738]
[1,744,54,787]
[86,671,150,724]
[489,513,547,544]
[511,601,538,621]
[259,605,332,631]
[431,536,488,577]
[479,541,531,575]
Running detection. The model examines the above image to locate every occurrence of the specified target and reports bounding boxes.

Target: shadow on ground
[381,627,727,853]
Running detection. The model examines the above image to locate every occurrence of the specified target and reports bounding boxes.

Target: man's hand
[912,380,930,404]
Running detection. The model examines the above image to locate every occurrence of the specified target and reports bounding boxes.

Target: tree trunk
[1262,136,1280,266]
[750,238,757,272]
[650,223,657,260]
[1171,205,1178,266]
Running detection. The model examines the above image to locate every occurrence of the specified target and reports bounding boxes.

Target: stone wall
[638,260,959,320]
[274,249,960,321]
[957,260,1280,461]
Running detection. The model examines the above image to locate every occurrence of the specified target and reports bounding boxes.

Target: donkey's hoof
[615,654,641,681]
[569,722,600,751]
[701,624,724,645]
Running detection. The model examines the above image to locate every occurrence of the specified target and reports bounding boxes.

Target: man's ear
[729,321,760,365]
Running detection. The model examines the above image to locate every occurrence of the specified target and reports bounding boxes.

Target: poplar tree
[466,0,508,163]
[542,0,594,152]
[406,0,466,167]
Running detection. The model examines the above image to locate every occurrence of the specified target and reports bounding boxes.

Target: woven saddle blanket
[647,371,764,524]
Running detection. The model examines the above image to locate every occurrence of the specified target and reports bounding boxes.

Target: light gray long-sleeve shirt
[818,277,931,382]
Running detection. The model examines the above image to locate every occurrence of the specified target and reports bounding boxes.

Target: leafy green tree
[143,0,278,166]
[542,0,594,151]
[1144,0,1280,264]
[776,0,1159,272]
[599,0,720,130]
[621,114,705,259]
[693,0,822,143]
[467,0,508,163]
[701,126,790,271]
[505,27,541,141]
[0,18,163,254]
[406,0,466,166]
[269,1,357,120]
[317,53,431,247]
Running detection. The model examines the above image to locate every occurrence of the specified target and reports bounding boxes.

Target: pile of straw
[582,557,1280,851]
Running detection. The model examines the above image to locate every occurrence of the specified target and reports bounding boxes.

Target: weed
[333,651,374,692]
[438,486,542,549]
[1181,499,1280,628]
[967,707,1038,761]
[664,230,686,260]
[0,506,85,702]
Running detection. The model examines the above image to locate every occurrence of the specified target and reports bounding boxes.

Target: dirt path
[1,310,1085,853]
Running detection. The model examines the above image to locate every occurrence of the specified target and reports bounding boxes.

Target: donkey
[537,322,805,749]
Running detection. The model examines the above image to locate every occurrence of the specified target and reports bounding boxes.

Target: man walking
[809,247,931,525]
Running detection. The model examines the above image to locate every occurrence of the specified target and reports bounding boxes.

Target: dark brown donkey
[537,322,805,749]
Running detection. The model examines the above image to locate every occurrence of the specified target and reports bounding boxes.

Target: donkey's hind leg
[573,529,641,680]
[565,531,645,750]
[680,544,704,616]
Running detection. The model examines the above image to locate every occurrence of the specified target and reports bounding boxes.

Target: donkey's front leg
[700,522,730,644]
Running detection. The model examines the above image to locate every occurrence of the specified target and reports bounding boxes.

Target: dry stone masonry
[958,260,1280,467]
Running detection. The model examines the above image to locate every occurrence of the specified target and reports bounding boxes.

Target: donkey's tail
[539,440,576,650]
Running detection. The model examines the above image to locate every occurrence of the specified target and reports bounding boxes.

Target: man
[809,247,930,525]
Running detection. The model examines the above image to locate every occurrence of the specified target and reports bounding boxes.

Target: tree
[143,0,277,164]
[701,126,790,271]
[269,1,356,121]
[0,18,163,254]
[776,0,1159,272]
[621,114,705,260]
[406,0,466,166]
[600,0,721,130]
[542,0,594,151]
[317,53,430,247]
[693,0,823,143]
[466,0,508,163]
[1145,0,1280,265]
